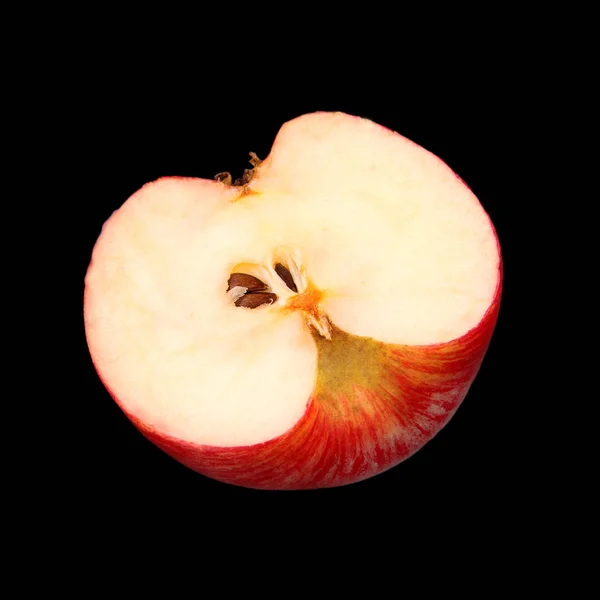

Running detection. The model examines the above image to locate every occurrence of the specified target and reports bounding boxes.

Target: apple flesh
[84,112,502,489]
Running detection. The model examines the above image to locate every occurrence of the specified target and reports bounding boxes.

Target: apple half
[84,112,502,490]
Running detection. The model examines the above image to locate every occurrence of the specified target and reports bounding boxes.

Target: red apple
[84,112,502,489]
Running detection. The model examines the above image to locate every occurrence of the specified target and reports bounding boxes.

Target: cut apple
[84,112,502,490]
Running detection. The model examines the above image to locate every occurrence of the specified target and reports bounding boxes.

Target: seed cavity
[274,263,298,293]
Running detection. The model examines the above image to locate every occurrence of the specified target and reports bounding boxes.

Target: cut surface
[84,112,500,447]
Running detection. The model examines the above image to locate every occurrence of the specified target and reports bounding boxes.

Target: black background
[75,104,518,531]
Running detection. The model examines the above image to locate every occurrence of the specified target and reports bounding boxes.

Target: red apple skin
[93,246,502,490]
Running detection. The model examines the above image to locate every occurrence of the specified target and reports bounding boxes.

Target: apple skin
[94,243,502,490]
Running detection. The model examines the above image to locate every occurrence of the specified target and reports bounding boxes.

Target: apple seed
[227,273,268,292]
[274,263,298,293]
[234,292,278,309]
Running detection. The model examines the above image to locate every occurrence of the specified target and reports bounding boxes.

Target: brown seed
[234,292,278,309]
[274,263,298,293]
[227,273,268,292]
